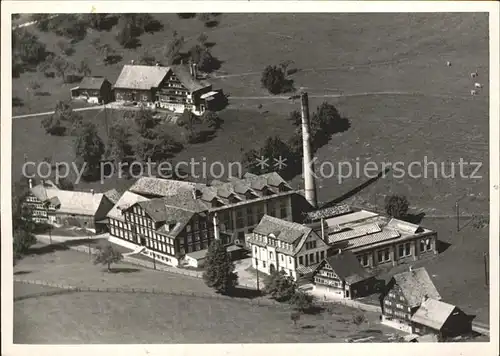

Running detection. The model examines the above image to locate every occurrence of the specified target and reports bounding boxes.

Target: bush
[261,65,289,94]
[384,195,409,219]
[263,270,297,302]
[290,290,315,312]
[352,313,366,325]
[41,116,67,136]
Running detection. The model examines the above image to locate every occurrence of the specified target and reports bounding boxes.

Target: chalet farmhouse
[70,76,113,104]
[24,180,114,232]
[246,215,330,280]
[380,267,442,333]
[105,172,304,267]
[312,250,379,299]
[113,63,222,115]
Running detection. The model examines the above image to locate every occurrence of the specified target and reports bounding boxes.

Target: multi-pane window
[358,254,369,267]
[420,238,432,252]
[398,243,412,257]
[377,249,391,263]
[236,210,244,228]
[299,256,304,265]
[280,201,287,218]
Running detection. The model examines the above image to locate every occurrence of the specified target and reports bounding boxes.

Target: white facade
[249,225,329,281]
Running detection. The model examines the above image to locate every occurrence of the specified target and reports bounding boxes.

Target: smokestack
[28,178,33,189]
[189,62,194,76]
[213,212,220,240]
[321,217,325,241]
[300,92,318,208]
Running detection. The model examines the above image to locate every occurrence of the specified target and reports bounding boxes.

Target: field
[12,13,489,216]
[13,247,403,344]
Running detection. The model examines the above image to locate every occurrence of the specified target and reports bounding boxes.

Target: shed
[70,76,112,104]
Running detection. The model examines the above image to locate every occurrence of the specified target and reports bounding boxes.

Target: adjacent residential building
[70,76,113,104]
[310,209,438,269]
[410,298,472,339]
[113,63,220,115]
[25,180,114,232]
[246,215,330,280]
[312,250,379,299]
[380,267,442,333]
[105,172,305,266]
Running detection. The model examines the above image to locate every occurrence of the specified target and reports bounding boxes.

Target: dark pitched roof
[129,177,197,198]
[323,251,372,284]
[171,65,211,92]
[104,189,121,204]
[78,76,107,90]
[253,215,311,244]
[391,267,442,308]
[305,204,353,222]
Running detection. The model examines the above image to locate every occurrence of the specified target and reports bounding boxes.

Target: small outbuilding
[410,298,473,339]
[70,76,113,104]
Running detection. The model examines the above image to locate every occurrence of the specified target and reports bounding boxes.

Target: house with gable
[246,215,330,280]
[312,250,379,299]
[113,63,220,115]
[380,266,442,333]
[70,76,113,104]
[410,298,472,339]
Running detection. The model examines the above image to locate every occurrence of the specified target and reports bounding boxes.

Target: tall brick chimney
[301,92,318,208]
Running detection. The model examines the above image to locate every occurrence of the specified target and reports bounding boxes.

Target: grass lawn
[13,281,64,299]
[14,290,401,344]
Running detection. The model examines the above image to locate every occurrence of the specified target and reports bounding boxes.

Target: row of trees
[12,28,47,77]
[42,102,224,182]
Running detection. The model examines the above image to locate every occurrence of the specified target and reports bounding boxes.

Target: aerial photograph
[9,11,490,344]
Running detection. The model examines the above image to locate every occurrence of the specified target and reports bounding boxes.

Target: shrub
[202,239,238,294]
[384,195,410,219]
[261,65,288,94]
[263,270,297,302]
[290,290,315,312]
[352,313,366,326]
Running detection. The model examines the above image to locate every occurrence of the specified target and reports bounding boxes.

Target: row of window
[253,235,293,250]
[110,219,175,245]
[253,246,293,265]
[305,240,317,250]
[317,270,339,280]
[314,277,342,288]
[298,250,325,266]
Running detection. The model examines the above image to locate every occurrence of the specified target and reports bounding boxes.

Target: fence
[13,278,278,307]
[35,235,257,289]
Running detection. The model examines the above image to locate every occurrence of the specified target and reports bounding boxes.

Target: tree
[188,45,218,72]
[139,51,157,66]
[290,312,301,327]
[201,110,223,130]
[74,121,105,180]
[12,178,37,262]
[49,55,76,83]
[197,33,208,47]
[12,28,47,66]
[384,195,409,219]
[242,136,299,177]
[203,239,238,294]
[134,127,183,163]
[57,177,74,191]
[57,39,74,56]
[134,108,160,135]
[93,241,123,272]
[78,60,91,77]
[290,290,315,313]
[261,65,287,94]
[116,21,136,48]
[164,31,184,64]
[352,313,366,326]
[263,270,297,302]
[41,115,66,136]
[106,120,133,164]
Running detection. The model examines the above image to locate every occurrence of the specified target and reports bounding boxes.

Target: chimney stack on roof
[90,189,94,195]
[28,178,33,189]
[131,60,135,64]
[300,92,318,209]
[338,248,342,255]
[189,62,194,76]
[192,63,198,79]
